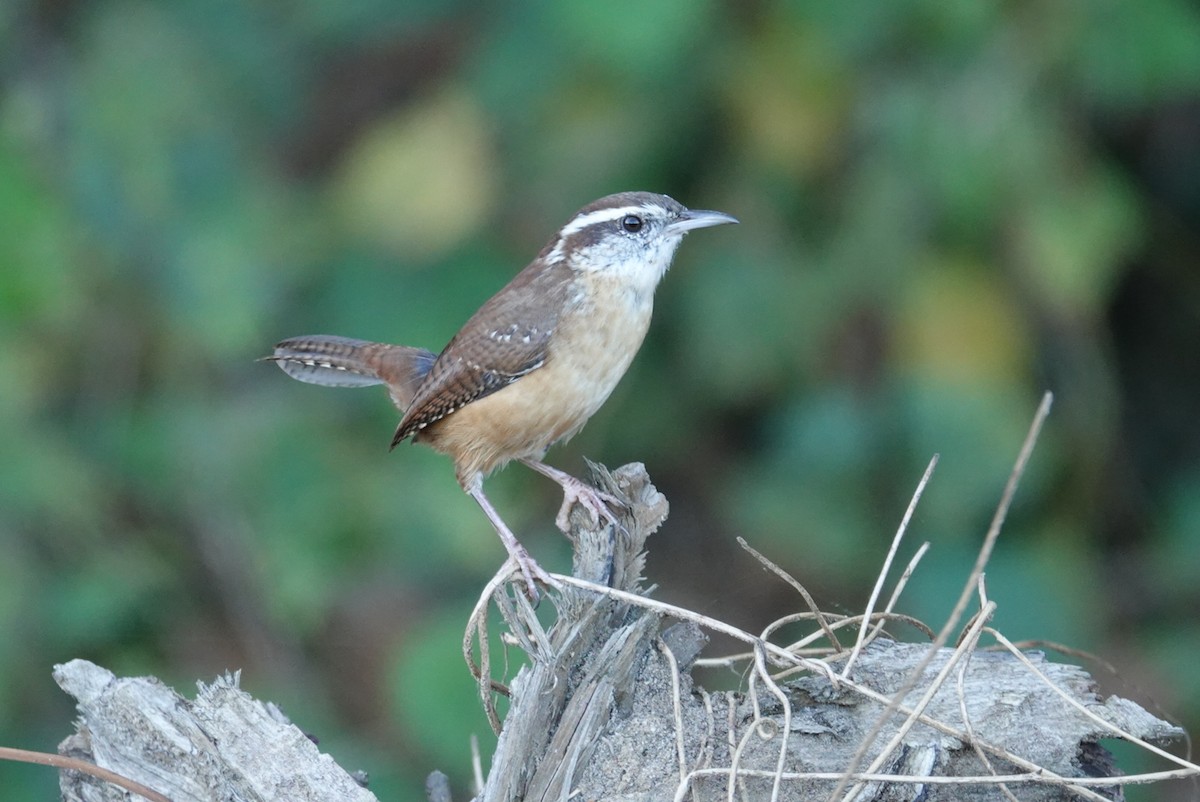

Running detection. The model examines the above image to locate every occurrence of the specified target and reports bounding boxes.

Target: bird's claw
[554,478,624,534]
[511,547,560,604]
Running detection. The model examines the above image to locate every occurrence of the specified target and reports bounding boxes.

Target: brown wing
[391,260,573,446]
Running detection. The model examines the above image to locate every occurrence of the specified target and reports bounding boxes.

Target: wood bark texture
[56,463,1182,802]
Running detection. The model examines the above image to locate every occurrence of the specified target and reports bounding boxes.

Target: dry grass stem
[825,391,1055,802]
[737,537,843,651]
[661,637,690,790]
[841,454,938,679]
[0,747,172,802]
[459,408,1192,802]
[988,628,1200,773]
[866,541,931,642]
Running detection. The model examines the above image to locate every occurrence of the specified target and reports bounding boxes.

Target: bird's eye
[620,215,644,233]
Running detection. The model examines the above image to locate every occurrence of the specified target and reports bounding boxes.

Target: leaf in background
[539,0,717,78]
[894,255,1032,385]
[1011,167,1142,319]
[389,604,508,775]
[719,14,850,179]
[331,88,496,259]
[1071,0,1200,106]
[0,137,80,327]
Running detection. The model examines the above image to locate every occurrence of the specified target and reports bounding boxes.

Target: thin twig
[463,560,520,733]
[470,733,485,796]
[0,747,172,802]
[838,601,1006,802]
[752,641,791,802]
[866,542,931,642]
[955,578,1020,802]
[661,638,691,791]
[826,392,1054,802]
[841,455,937,679]
[675,765,1200,798]
[738,537,843,651]
[551,571,1102,788]
[988,628,1200,773]
[939,392,1053,647]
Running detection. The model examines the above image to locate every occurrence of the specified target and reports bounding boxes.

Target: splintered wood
[56,463,1188,802]
[470,463,1185,802]
[56,659,376,802]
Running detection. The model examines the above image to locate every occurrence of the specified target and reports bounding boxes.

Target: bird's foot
[467,479,560,603]
[518,459,626,535]
[509,545,560,603]
[553,476,624,534]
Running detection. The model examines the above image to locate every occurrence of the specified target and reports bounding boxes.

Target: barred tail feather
[268,335,436,411]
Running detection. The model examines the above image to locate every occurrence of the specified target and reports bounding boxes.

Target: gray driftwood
[56,659,376,802]
[55,463,1183,802]
[474,464,1183,802]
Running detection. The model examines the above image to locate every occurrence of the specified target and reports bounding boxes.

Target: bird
[268,191,737,600]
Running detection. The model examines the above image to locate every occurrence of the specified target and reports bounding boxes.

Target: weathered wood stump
[57,464,1184,802]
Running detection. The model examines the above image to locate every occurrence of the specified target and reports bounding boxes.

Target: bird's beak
[669,208,739,234]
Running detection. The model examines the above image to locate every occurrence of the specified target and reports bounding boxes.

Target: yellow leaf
[332,88,496,259]
[895,258,1032,385]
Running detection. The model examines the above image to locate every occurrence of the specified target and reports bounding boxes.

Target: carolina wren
[268,191,737,599]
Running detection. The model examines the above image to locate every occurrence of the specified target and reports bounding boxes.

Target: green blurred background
[2,1,1199,799]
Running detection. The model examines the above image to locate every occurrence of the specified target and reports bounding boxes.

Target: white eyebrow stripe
[556,204,660,237]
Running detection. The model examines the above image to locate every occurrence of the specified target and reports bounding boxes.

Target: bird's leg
[520,458,624,534]
[465,479,557,602]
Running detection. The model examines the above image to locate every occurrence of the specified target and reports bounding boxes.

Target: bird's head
[543,191,737,295]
